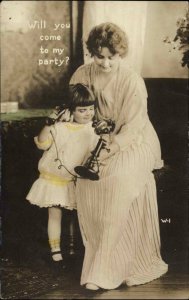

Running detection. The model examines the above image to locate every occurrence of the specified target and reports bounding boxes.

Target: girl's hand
[58,108,73,122]
[49,106,61,119]
[47,106,73,123]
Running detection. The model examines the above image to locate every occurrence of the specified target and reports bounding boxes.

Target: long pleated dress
[70,61,168,289]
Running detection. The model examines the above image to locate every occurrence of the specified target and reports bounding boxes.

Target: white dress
[70,61,168,288]
[26,121,98,209]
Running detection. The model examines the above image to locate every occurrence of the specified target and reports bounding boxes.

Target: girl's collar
[64,121,92,131]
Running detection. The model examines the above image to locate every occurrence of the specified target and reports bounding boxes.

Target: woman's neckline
[94,61,120,91]
[95,61,120,76]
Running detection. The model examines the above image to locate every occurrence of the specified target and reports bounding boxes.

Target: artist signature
[161,218,171,223]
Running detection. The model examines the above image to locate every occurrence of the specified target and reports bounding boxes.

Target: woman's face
[94,47,120,73]
[72,105,95,124]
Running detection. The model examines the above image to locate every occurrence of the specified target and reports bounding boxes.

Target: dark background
[1,78,188,271]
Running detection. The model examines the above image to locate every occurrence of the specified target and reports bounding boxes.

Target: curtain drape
[70,1,85,71]
[82,1,148,74]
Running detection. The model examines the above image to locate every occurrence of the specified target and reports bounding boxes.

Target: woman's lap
[99,142,155,177]
[76,142,156,215]
[77,173,167,288]
[76,142,157,245]
[75,143,168,288]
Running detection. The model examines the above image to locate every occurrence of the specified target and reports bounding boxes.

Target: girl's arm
[34,108,58,150]
[34,125,53,150]
[38,125,52,143]
[36,106,64,147]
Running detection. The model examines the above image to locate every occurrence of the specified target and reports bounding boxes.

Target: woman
[70,22,168,290]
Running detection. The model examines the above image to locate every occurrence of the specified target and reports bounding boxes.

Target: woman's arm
[69,64,90,86]
[112,75,148,151]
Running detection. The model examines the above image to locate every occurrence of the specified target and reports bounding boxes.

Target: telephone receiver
[53,103,70,122]
[74,119,115,180]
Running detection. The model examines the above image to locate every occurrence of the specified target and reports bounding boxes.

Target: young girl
[26,83,98,263]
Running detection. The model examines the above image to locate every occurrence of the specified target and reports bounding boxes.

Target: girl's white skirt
[26,177,76,209]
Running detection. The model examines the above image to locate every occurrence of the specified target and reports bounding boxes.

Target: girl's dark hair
[68,83,96,112]
[86,22,128,58]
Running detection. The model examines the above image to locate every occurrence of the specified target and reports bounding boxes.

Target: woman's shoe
[86,283,99,290]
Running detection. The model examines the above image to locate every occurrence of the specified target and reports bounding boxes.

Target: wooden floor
[33,262,189,300]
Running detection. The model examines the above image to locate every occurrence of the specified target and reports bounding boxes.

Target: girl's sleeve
[113,74,148,151]
[34,125,56,150]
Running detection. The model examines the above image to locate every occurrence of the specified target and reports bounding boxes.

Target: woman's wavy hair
[86,22,128,58]
[68,83,97,112]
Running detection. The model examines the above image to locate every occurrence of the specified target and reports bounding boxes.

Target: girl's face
[94,47,120,73]
[72,105,95,124]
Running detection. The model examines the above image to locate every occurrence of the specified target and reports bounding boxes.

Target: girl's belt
[40,172,72,186]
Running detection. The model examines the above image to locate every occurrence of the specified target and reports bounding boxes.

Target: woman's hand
[98,141,119,164]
